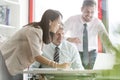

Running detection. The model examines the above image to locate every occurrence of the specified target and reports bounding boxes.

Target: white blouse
[0,26,43,75]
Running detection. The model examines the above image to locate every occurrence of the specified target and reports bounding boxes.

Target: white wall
[34,0,83,22]
[108,0,120,45]
[0,0,28,42]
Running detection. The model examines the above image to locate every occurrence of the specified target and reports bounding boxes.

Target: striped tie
[54,46,60,62]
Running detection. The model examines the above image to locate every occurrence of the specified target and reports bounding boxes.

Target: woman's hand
[57,62,71,69]
[48,60,71,69]
[67,37,81,44]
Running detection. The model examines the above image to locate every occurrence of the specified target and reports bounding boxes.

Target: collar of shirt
[79,15,90,26]
[50,42,62,50]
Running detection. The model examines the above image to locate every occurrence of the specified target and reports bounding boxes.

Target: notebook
[93,53,115,70]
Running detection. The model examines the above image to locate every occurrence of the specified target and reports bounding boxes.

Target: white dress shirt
[64,15,108,52]
[31,40,84,70]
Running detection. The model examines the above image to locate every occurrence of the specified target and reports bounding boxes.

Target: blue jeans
[79,49,97,69]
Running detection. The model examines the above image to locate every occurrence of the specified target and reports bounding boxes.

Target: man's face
[53,28,64,45]
[81,6,95,22]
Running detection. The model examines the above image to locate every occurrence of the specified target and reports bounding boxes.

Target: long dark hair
[24,9,62,44]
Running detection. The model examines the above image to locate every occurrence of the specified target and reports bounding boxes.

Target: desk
[23,68,106,80]
[23,68,103,74]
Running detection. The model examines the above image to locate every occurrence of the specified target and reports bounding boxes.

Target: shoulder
[62,40,77,49]
[91,17,106,31]
[90,17,105,27]
[24,25,43,37]
[92,17,103,24]
[29,25,42,33]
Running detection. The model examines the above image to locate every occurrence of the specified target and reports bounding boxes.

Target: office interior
[0,0,120,80]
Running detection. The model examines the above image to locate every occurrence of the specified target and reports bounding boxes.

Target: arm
[99,30,113,52]
[67,37,81,44]
[98,23,116,54]
[35,55,70,68]
[64,16,81,44]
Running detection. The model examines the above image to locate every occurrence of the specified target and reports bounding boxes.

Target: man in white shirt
[64,0,114,69]
[31,27,84,70]
[41,27,84,69]
[29,26,84,80]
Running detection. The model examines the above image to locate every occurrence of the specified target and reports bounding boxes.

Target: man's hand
[67,37,81,44]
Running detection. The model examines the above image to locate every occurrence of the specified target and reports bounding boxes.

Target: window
[34,0,84,22]
[108,1,120,45]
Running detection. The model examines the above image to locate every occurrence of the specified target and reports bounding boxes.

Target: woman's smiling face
[49,16,62,33]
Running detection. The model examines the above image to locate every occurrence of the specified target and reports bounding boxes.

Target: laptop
[93,53,115,70]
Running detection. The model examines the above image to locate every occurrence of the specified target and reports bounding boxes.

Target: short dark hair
[82,0,96,8]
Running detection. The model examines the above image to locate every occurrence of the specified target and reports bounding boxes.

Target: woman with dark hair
[0,9,70,80]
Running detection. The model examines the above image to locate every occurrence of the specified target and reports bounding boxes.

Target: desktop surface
[23,68,120,80]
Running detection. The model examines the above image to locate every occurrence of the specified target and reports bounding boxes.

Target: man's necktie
[83,23,89,65]
[54,46,60,62]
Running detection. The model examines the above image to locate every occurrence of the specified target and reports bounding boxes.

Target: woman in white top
[0,9,70,80]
